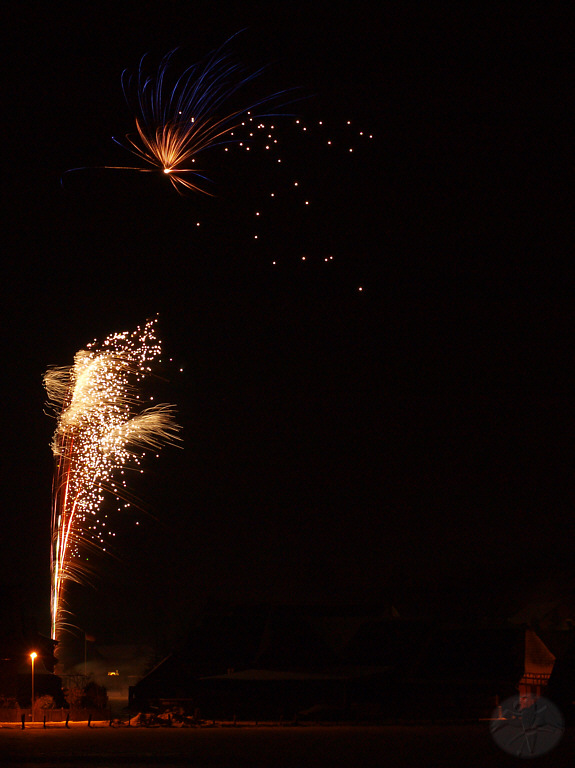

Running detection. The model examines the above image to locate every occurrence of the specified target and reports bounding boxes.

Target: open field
[0,722,573,767]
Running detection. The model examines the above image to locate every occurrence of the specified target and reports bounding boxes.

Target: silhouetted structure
[0,586,63,707]
[129,600,575,721]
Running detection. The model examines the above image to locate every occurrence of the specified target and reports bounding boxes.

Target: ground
[0,722,573,766]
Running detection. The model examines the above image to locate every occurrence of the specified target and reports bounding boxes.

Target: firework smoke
[44,318,180,641]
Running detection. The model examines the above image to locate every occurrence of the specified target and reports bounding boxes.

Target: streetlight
[30,652,37,722]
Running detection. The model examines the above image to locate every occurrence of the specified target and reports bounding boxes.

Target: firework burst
[44,318,180,641]
[66,34,295,194]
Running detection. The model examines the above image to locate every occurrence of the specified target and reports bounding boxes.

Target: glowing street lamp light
[30,652,37,722]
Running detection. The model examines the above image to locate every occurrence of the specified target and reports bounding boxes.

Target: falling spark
[44,318,180,641]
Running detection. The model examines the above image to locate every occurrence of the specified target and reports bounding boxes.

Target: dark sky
[2,3,575,649]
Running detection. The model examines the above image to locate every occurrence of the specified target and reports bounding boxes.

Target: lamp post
[30,652,37,722]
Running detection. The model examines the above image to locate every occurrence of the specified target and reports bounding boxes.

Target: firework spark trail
[44,318,180,641]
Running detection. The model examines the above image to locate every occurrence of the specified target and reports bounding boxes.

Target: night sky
[3,3,575,651]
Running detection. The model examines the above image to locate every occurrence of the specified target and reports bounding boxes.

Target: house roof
[201,665,393,682]
[132,602,403,697]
